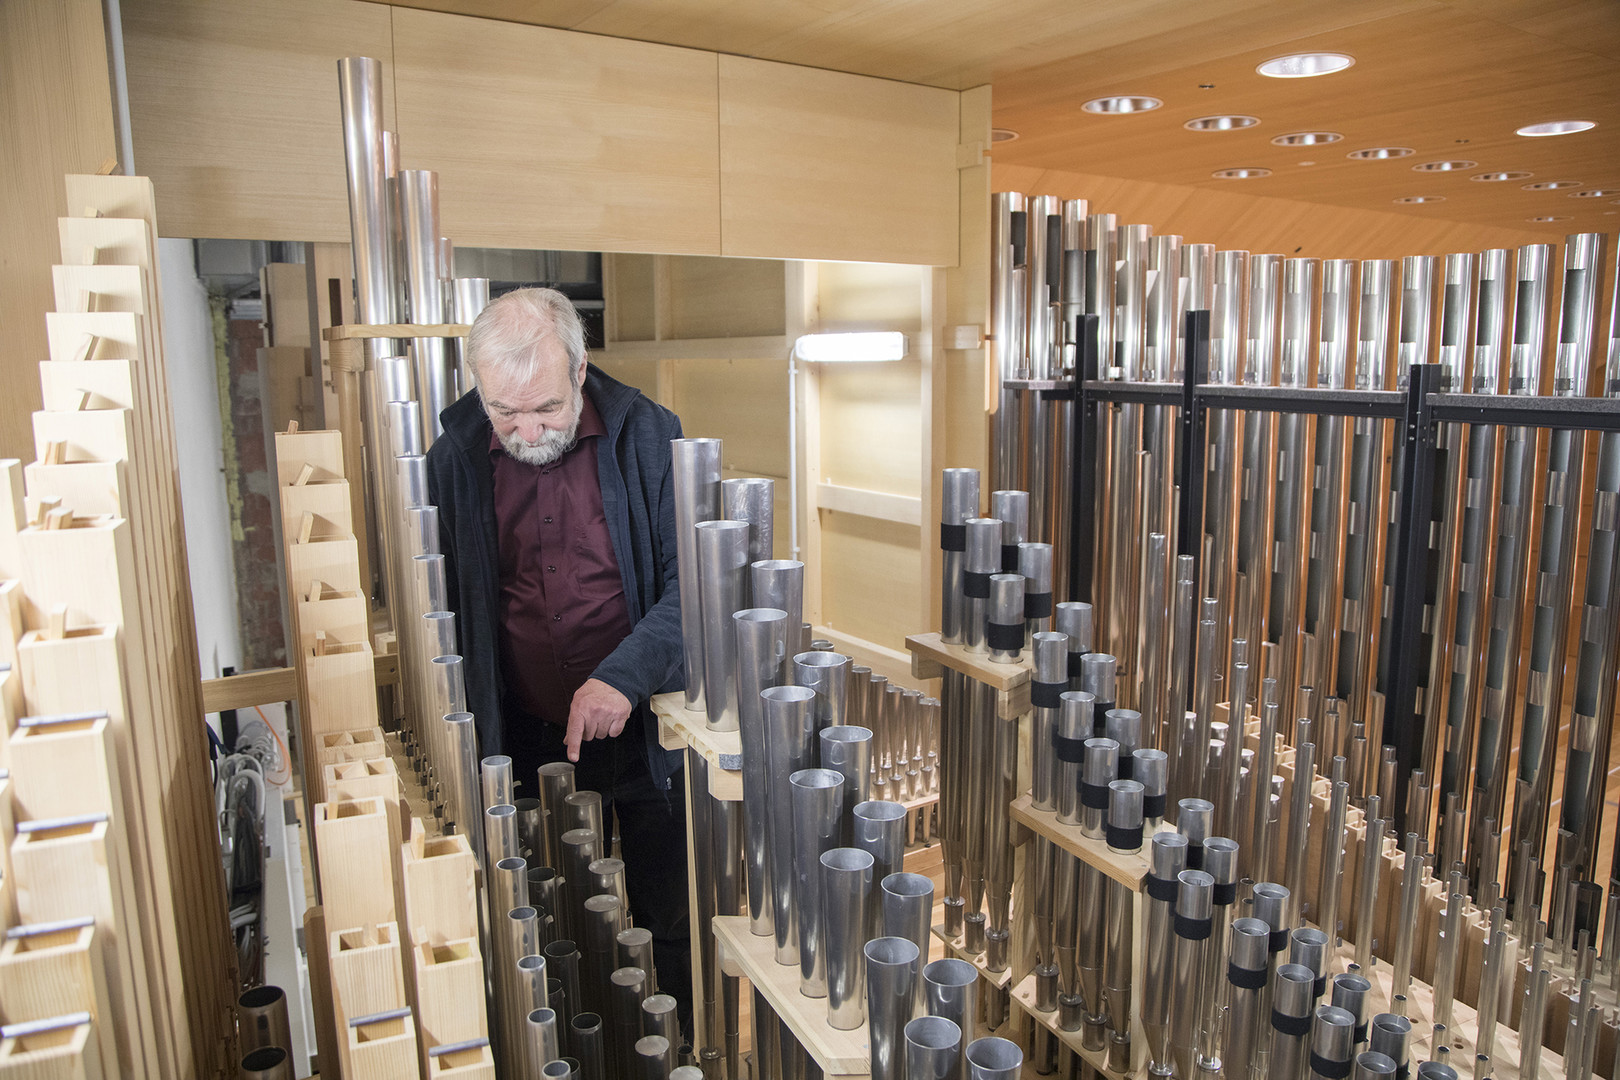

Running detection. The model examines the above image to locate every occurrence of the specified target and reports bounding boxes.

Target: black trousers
[508,710,694,1040]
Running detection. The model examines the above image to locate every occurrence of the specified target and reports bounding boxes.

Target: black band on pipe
[1142,793,1166,821]
[1269,928,1289,954]
[1053,735,1086,763]
[1227,963,1267,990]
[1174,915,1212,942]
[1025,592,1053,619]
[1212,881,1237,907]
[987,622,1023,651]
[1067,652,1085,681]
[1032,681,1066,710]
[1185,842,1204,870]
[1270,1011,1312,1038]
[1395,1068,1408,1080]
[1080,782,1110,810]
[1117,756,1134,781]
[1146,875,1178,903]
[1354,1023,1367,1046]
[1105,823,1141,852]
[963,571,991,599]
[1314,976,1327,1000]
[1310,1054,1352,1080]
[940,523,967,552]
[1092,701,1113,735]
[1001,546,1020,573]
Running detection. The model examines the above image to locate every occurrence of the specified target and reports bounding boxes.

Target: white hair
[467,286,587,391]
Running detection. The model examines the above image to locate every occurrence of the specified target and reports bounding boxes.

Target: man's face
[479,336,587,466]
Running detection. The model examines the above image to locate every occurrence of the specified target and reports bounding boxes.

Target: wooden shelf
[652,691,743,800]
[928,924,1014,990]
[712,915,870,1077]
[1010,974,1128,1080]
[321,322,468,341]
[904,633,1031,719]
[1010,794,1150,892]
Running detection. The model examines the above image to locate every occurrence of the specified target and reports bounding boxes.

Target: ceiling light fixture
[990,128,1019,143]
[1522,179,1582,190]
[1393,195,1445,204]
[1570,188,1617,198]
[1347,146,1415,160]
[1257,52,1355,78]
[1516,120,1596,137]
[1212,167,1272,180]
[1184,114,1260,132]
[1082,95,1162,115]
[1528,215,1571,223]
[1470,171,1533,182]
[1412,160,1477,172]
[1272,131,1342,146]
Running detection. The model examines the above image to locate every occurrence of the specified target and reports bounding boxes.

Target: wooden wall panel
[717,55,959,265]
[0,0,117,462]
[122,0,396,242]
[818,512,923,654]
[993,163,1553,261]
[665,257,785,340]
[390,7,722,255]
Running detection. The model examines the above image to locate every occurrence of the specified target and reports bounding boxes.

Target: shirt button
[553,613,562,622]
[544,516,553,524]
[547,565,557,573]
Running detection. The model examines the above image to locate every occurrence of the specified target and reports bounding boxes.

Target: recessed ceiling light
[1394,195,1445,204]
[1083,95,1162,115]
[1412,160,1477,172]
[1570,189,1617,198]
[1272,131,1343,146]
[1212,167,1272,179]
[1257,52,1355,79]
[1522,179,1582,190]
[990,128,1019,143]
[1528,215,1571,223]
[1184,114,1261,131]
[1347,146,1415,160]
[1516,120,1596,137]
[1298,161,1316,167]
[1471,171,1533,182]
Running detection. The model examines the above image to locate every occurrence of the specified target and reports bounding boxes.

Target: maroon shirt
[491,394,633,727]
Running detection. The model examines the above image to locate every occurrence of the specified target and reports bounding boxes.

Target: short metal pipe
[697,519,751,731]
[965,1036,1023,1080]
[821,847,875,1030]
[764,684,817,964]
[791,768,845,995]
[924,957,978,1048]
[865,936,920,1080]
[905,1015,962,1080]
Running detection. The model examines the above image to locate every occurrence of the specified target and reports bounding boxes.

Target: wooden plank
[279,479,354,537]
[305,641,379,735]
[21,464,124,520]
[717,54,958,265]
[29,411,134,472]
[50,264,146,317]
[313,797,400,935]
[329,922,407,1019]
[9,819,146,1080]
[399,826,479,947]
[1009,793,1149,892]
[0,923,115,1072]
[427,1041,495,1078]
[392,7,723,255]
[712,914,869,1075]
[303,905,342,1080]
[121,0,395,243]
[344,1010,418,1080]
[198,666,299,714]
[324,757,401,808]
[905,633,1030,720]
[321,323,468,342]
[0,1015,105,1080]
[273,429,346,482]
[600,335,792,362]
[651,693,743,799]
[412,936,487,1071]
[815,482,923,527]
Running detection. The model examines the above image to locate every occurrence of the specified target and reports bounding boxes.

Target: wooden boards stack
[0,174,236,1078]
[278,427,490,1076]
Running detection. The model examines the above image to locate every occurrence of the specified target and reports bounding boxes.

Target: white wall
[158,236,242,678]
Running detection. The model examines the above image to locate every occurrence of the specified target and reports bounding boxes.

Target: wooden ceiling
[377,0,1620,237]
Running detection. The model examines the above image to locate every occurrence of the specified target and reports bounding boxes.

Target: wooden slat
[314,797,401,935]
[199,666,299,713]
[0,924,115,1072]
[815,481,923,527]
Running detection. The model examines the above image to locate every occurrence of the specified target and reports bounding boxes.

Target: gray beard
[496,393,582,466]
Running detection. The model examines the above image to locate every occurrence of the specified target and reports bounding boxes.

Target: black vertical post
[1179,310,1210,700]
[1384,362,1441,835]
[1070,314,1100,603]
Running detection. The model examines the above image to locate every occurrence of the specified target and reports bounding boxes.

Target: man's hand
[565,678,632,762]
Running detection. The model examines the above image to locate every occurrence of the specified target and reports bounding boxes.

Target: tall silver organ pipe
[1468,243,1552,890]
[1303,259,1355,708]
[1204,250,1249,682]
[1510,233,1607,923]
[1233,253,1281,664]
[991,193,1029,492]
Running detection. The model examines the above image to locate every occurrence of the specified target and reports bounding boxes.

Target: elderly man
[426,286,691,1030]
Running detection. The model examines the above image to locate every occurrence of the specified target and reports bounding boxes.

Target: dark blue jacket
[426,364,686,788]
